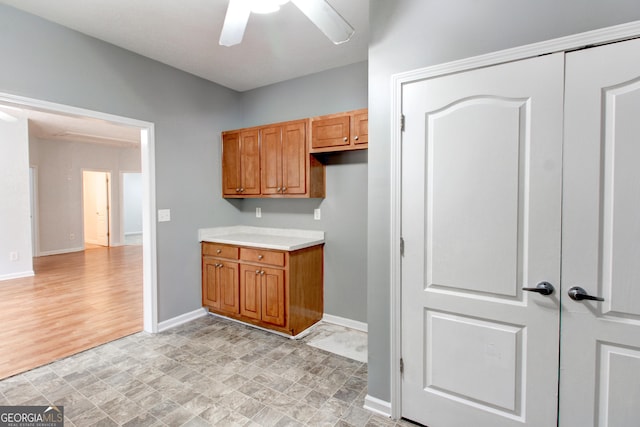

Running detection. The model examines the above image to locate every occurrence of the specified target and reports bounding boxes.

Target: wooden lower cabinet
[202,257,239,315]
[202,242,323,336]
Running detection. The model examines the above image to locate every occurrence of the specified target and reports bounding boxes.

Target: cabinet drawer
[202,242,239,259]
[240,248,285,267]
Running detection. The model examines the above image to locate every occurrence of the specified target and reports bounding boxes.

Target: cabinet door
[222,132,241,196]
[260,126,282,195]
[261,267,285,327]
[281,122,307,195]
[240,264,262,320]
[202,256,220,309]
[239,130,261,195]
[218,261,239,314]
[352,111,368,145]
[311,115,350,149]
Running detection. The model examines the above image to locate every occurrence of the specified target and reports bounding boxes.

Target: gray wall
[238,61,368,323]
[367,0,640,403]
[0,4,242,321]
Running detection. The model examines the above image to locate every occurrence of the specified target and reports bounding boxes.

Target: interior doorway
[0,91,157,333]
[83,170,112,248]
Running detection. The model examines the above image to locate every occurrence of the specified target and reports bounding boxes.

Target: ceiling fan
[219,0,355,47]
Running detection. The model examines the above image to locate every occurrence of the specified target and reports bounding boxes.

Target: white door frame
[389,20,640,420]
[0,92,159,334]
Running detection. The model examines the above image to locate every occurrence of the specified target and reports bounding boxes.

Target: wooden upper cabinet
[222,130,260,197]
[222,119,325,199]
[352,110,368,145]
[310,108,368,153]
[261,121,306,196]
[281,122,307,195]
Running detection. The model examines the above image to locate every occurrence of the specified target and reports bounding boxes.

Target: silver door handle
[522,281,554,296]
[568,286,604,302]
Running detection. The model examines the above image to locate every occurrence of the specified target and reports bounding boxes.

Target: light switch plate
[256,207,262,218]
[314,209,321,220]
[158,209,171,222]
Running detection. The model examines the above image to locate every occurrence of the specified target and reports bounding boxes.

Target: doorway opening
[83,170,112,248]
[0,92,157,334]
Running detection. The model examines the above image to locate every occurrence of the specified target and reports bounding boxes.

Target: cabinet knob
[235,187,240,192]
[216,249,222,254]
[276,187,281,192]
[343,137,348,142]
[258,254,263,260]
[354,136,359,141]
[282,187,287,192]
[239,187,244,192]
[255,269,260,274]
[260,270,265,275]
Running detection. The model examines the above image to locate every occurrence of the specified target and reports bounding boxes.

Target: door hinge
[400,237,405,256]
[400,357,404,374]
[400,115,405,132]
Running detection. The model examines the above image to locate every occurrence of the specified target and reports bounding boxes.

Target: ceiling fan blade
[219,0,251,47]
[291,0,355,45]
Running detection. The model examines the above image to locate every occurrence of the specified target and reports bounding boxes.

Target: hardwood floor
[0,245,143,379]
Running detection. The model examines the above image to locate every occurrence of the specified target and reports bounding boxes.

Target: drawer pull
[258,254,264,260]
[216,249,222,254]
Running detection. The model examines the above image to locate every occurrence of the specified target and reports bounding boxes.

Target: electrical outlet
[314,209,321,220]
[158,209,171,222]
[9,252,18,262]
[256,207,262,218]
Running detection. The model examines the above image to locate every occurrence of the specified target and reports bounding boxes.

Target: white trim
[158,307,208,332]
[389,20,640,421]
[322,313,368,332]
[0,92,158,334]
[39,247,85,256]
[0,271,34,281]
[364,395,392,418]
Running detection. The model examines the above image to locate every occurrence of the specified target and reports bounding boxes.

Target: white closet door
[561,37,640,427]
[401,53,564,427]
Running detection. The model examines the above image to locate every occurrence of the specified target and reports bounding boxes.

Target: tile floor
[0,315,416,426]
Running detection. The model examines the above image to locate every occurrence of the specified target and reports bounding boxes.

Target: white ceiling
[0,0,369,92]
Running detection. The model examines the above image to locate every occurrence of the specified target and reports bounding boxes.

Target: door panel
[219,262,239,314]
[561,37,640,427]
[261,126,282,195]
[261,268,285,326]
[401,53,564,427]
[281,122,306,195]
[240,264,261,320]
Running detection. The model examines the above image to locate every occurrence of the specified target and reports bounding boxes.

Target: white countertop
[198,226,324,251]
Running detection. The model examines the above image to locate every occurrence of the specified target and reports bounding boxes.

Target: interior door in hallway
[401,53,564,427]
[560,37,640,427]
[83,170,111,247]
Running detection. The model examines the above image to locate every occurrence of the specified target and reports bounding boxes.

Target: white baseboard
[38,247,84,256]
[322,313,368,332]
[158,307,207,332]
[0,270,35,281]
[364,395,392,418]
